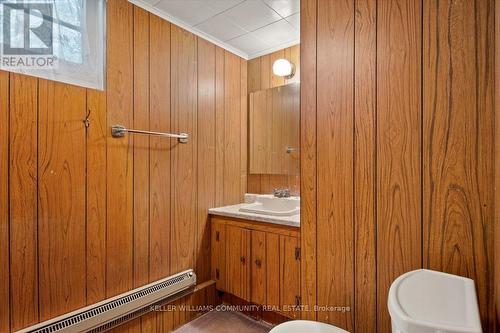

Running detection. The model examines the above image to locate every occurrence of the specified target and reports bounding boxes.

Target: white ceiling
[129,0,300,59]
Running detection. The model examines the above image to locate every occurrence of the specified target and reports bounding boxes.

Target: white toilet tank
[388,269,482,333]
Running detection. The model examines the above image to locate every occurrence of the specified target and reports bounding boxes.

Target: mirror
[249,82,300,176]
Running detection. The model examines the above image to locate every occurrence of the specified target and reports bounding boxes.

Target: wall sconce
[272,59,295,79]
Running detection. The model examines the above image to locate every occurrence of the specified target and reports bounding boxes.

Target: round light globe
[272,59,295,78]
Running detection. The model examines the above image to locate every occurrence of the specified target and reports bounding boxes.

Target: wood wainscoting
[247,45,301,195]
[0,0,247,332]
[300,0,497,332]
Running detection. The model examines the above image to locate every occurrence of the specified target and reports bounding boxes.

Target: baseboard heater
[16,269,196,333]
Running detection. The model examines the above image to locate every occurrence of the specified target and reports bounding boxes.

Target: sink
[239,196,300,216]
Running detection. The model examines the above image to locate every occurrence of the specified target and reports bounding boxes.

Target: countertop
[208,203,300,228]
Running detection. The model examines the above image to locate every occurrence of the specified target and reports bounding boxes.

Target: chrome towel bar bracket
[111,125,189,144]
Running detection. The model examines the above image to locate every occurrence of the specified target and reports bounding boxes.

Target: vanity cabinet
[211,217,300,318]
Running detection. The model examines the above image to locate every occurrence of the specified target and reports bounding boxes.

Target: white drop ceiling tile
[224,0,281,32]
[252,19,298,46]
[206,0,245,12]
[285,13,300,31]
[263,0,300,18]
[155,0,217,26]
[228,33,270,55]
[196,15,247,41]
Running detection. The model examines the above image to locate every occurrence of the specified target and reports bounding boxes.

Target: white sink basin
[239,196,300,216]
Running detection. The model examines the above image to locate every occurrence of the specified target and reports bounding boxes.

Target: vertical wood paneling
[0,70,9,333]
[106,0,134,297]
[133,7,151,289]
[377,0,422,331]
[316,0,354,330]
[149,14,171,281]
[496,0,500,327]
[354,0,377,331]
[38,81,87,320]
[2,2,245,332]
[300,0,317,321]
[240,59,248,199]
[86,89,107,305]
[171,26,197,273]
[197,38,216,282]
[9,74,39,331]
[223,52,242,204]
[423,0,495,329]
[215,47,225,207]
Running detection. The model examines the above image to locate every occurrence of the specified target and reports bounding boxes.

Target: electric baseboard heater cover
[15,269,196,333]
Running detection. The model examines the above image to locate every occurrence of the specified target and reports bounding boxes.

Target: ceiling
[129,0,300,59]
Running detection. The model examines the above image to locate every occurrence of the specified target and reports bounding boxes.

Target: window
[0,0,106,90]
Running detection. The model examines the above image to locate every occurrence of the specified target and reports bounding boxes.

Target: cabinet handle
[215,231,220,242]
[240,256,246,264]
[215,268,220,280]
[254,259,262,268]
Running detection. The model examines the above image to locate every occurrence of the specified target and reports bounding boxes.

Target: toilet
[388,269,482,333]
[270,320,349,333]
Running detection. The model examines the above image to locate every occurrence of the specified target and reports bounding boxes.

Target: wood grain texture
[9,74,39,331]
[251,230,267,305]
[106,0,134,297]
[247,45,301,195]
[240,59,248,200]
[38,81,87,320]
[377,0,422,331]
[133,6,150,288]
[423,0,495,330]
[280,236,300,319]
[215,47,225,207]
[300,0,317,321]
[266,233,280,308]
[0,70,9,333]
[86,89,107,305]
[149,13,171,281]
[197,38,216,282]
[354,0,377,331]
[223,52,242,204]
[211,220,226,291]
[496,0,500,327]
[316,0,354,329]
[171,25,197,273]
[2,2,247,332]
[226,225,250,301]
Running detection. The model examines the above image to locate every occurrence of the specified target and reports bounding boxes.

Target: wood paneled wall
[0,1,246,332]
[247,45,300,195]
[301,0,497,332]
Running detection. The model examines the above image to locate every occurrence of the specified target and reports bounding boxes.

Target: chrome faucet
[273,188,291,198]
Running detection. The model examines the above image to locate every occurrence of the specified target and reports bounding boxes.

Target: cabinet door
[280,235,300,318]
[226,225,250,301]
[211,220,226,291]
[266,233,280,308]
[251,230,266,304]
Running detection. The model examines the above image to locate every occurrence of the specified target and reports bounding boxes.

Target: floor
[173,310,273,333]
